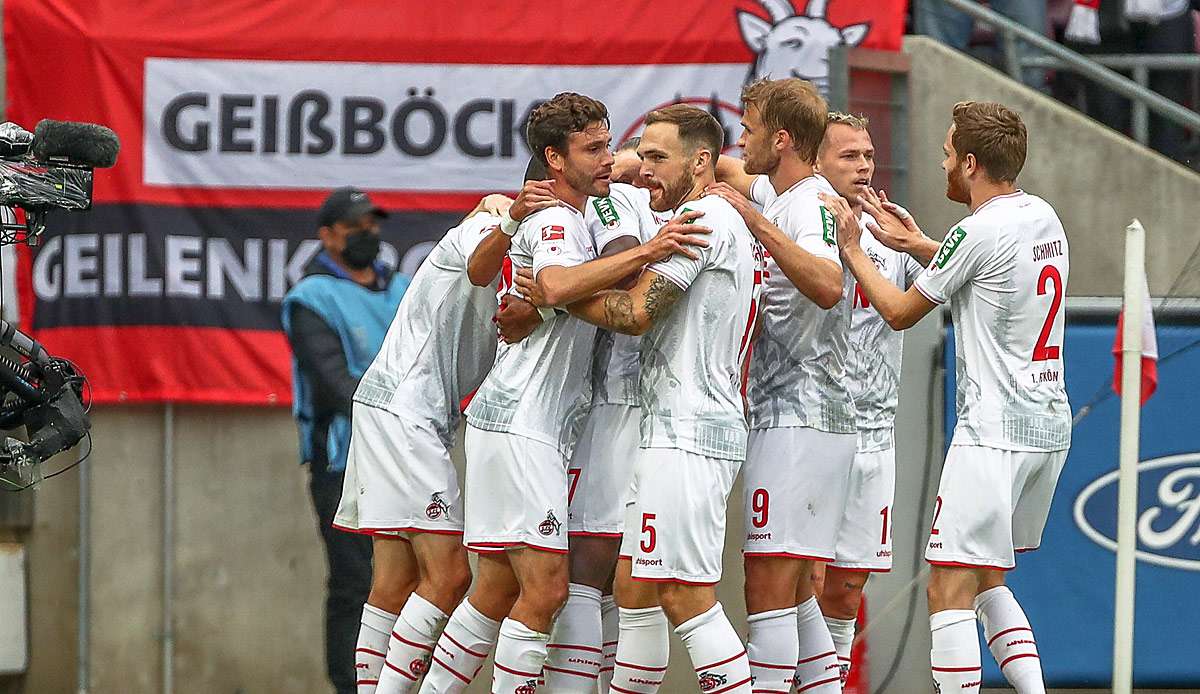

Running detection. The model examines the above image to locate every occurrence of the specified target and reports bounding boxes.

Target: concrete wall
[904,36,1200,298]
[4,348,943,694]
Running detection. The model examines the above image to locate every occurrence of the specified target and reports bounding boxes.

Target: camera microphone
[31,119,120,168]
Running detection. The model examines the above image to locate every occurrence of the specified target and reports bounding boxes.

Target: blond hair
[741,78,827,164]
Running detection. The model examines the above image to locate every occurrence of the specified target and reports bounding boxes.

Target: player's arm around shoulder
[823,192,936,331]
[465,181,558,286]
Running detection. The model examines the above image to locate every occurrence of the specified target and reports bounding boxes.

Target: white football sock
[794,597,840,692]
[675,603,752,694]
[544,583,603,692]
[609,606,669,693]
[930,609,982,694]
[492,618,550,694]
[417,599,499,694]
[746,607,798,693]
[823,615,857,686]
[598,594,618,694]
[975,586,1045,694]
[377,594,449,693]
[356,603,397,693]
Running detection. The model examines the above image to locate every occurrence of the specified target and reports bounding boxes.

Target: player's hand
[860,188,927,253]
[643,210,711,262]
[494,293,543,343]
[704,182,771,240]
[477,194,514,218]
[513,267,550,307]
[510,180,560,222]
[818,192,863,256]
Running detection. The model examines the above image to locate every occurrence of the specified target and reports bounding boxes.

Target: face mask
[341,229,381,269]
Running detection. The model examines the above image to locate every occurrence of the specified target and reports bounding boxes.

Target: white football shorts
[830,444,896,572]
[742,426,857,560]
[619,447,742,585]
[334,403,463,538]
[568,404,640,537]
[463,425,569,554]
[925,444,1068,570]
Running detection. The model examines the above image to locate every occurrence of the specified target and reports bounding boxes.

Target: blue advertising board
[944,321,1200,688]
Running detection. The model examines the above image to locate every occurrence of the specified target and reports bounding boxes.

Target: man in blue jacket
[282,187,410,694]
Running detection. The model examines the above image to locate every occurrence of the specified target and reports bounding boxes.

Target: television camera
[0,119,119,488]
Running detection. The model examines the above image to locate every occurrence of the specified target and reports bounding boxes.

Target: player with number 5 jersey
[824,101,1070,694]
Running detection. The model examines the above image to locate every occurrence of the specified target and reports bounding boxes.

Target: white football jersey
[584,183,660,407]
[914,191,1071,452]
[465,204,598,457]
[745,174,855,434]
[847,211,926,451]
[641,194,764,461]
[354,213,502,446]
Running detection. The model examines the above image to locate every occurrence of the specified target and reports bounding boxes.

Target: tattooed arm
[568,271,684,336]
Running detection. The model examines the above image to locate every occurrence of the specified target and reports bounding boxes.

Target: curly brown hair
[526,92,609,167]
[951,101,1027,183]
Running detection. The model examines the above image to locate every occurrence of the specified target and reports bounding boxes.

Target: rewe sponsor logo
[1074,452,1200,571]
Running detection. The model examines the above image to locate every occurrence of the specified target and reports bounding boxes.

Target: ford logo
[1074,452,1200,571]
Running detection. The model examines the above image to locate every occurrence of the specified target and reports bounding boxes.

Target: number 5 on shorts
[640,513,656,553]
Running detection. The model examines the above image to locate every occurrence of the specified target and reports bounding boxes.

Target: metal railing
[942,0,1200,147]
[1023,53,1200,146]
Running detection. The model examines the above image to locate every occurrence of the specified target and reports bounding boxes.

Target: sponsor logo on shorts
[425,492,450,520]
[538,510,562,536]
[877,549,892,558]
[635,557,663,567]
[928,541,943,550]
[1075,452,1200,572]
[698,671,728,691]
[516,679,538,694]
[746,531,772,541]
[963,681,982,689]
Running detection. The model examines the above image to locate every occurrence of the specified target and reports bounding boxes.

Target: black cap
[317,187,388,227]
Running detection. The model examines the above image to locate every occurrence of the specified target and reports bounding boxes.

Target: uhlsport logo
[737,0,871,94]
[516,679,538,694]
[425,492,450,520]
[1074,452,1200,571]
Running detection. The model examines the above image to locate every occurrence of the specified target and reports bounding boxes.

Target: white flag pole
[1113,219,1145,694]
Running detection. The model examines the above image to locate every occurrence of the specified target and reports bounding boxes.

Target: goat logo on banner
[736,0,871,94]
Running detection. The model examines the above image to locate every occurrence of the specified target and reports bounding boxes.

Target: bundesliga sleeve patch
[541,224,565,241]
[592,197,620,229]
[819,205,836,245]
[933,226,967,268]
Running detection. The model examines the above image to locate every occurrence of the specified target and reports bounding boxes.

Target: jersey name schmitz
[641,194,764,461]
[585,183,663,407]
[847,211,926,451]
[745,174,855,434]
[465,204,598,457]
[914,191,1071,451]
[354,213,502,446]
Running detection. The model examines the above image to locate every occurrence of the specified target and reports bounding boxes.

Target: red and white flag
[1112,273,1158,405]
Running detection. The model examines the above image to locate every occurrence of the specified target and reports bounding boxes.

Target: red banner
[5,0,905,404]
